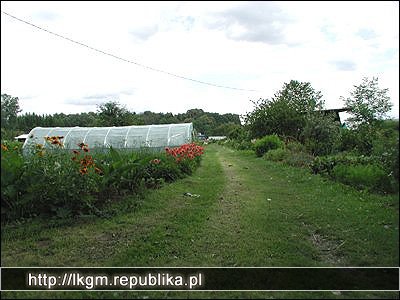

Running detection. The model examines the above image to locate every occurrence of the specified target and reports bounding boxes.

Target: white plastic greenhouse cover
[23,123,193,150]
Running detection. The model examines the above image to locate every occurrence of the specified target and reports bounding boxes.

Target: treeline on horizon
[1,97,242,140]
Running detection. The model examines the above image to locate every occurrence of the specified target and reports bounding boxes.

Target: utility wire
[2,11,259,92]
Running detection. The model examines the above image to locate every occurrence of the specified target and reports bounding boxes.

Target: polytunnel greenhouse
[23,123,194,151]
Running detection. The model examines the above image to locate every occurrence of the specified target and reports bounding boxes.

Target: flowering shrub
[1,140,205,222]
[165,143,204,175]
[72,143,103,175]
[165,143,204,162]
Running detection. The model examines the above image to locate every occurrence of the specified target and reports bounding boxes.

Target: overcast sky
[1,1,399,120]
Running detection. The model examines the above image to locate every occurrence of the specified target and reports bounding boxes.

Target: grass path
[1,144,398,298]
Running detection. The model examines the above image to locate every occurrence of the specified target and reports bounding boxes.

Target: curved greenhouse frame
[23,123,194,151]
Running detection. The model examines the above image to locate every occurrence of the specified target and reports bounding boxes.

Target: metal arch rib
[145,125,153,147]
[46,128,55,137]
[103,127,112,147]
[124,126,133,148]
[63,127,76,147]
[83,128,93,144]
[187,123,191,143]
[167,124,173,146]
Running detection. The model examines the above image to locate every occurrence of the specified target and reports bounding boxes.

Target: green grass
[1,144,398,299]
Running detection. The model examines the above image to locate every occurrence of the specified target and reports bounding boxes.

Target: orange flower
[94,167,103,175]
[72,150,80,155]
[44,136,63,147]
[1,144,8,151]
[78,142,88,149]
[80,155,94,167]
[79,167,88,175]
[83,147,89,152]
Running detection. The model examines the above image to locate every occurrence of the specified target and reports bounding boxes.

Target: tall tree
[341,77,392,127]
[97,101,129,126]
[193,114,216,135]
[1,94,22,128]
[244,80,325,139]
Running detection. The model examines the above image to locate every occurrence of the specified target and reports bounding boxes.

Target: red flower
[151,158,161,164]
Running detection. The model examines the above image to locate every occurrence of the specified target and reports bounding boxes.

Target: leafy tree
[227,124,248,140]
[186,108,204,119]
[193,114,216,135]
[1,94,21,128]
[273,80,324,113]
[97,101,129,126]
[212,122,241,136]
[338,77,394,155]
[341,77,393,127]
[125,112,145,125]
[159,112,179,124]
[244,80,325,139]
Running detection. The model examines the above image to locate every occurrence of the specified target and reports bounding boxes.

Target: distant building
[208,136,227,141]
[14,134,29,143]
[317,107,351,125]
[197,133,208,141]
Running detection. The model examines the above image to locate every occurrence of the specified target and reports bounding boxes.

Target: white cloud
[1,1,398,119]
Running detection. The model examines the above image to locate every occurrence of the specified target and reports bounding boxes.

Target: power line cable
[2,10,259,92]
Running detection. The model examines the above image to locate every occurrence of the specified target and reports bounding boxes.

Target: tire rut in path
[192,148,246,265]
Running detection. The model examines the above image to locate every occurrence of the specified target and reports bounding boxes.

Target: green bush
[339,128,359,153]
[310,153,375,175]
[285,140,306,153]
[284,151,314,168]
[236,140,254,151]
[339,124,386,157]
[301,113,340,156]
[223,139,253,151]
[310,151,397,194]
[254,135,283,157]
[331,163,393,193]
[264,148,290,162]
[263,141,314,168]
[1,141,25,221]
[371,123,399,184]
[227,126,248,140]
[144,157,183,183]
